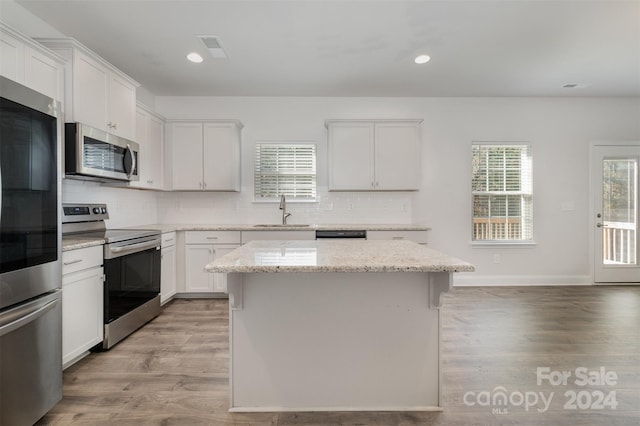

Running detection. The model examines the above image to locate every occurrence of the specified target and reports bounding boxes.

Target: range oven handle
[105,238,160,259]
[0,294,60,337]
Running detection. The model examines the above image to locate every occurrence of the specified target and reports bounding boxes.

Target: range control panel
[62,203,109,223]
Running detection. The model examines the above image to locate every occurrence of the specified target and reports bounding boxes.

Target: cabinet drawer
[162,232,176,248]
[185,231,241,244]
[367,230,429,244]
[62,245,103,275]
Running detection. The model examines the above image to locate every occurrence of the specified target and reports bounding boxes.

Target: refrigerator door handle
[0,297,59,337]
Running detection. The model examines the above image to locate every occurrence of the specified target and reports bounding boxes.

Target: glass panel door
[593,145,640,283]
[0,97,58,274]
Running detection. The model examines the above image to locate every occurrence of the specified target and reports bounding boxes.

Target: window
[255,143,317,201]
[472,143,533,242]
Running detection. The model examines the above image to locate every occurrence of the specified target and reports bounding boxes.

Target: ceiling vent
[198,35,228,59]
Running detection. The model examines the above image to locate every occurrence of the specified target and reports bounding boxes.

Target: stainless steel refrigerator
[0,76,63,425]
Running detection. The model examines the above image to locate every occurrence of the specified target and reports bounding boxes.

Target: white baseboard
[453,274,592,287]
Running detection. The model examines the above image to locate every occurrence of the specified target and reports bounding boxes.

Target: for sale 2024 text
[537,367,618,411]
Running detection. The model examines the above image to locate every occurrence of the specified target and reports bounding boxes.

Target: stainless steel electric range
[62,203,161,349]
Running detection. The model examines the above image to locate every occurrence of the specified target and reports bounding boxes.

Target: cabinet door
[212,244,239,293]
[147,114,164,189]
[133,110,164,189]
[24,45,62,101]
[108,73,136,140]
[328,122,375,190]
[203,123,240,191]
[73,51,108,131]
[62,266,104,367]
[185,244,214,292]
[374,122,421,190]
[170,123,204,190]
[132,109,149,188]
[161,244,176,304]
[0,30,24,83]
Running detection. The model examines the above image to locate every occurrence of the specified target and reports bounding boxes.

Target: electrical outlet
[493,254,501,263]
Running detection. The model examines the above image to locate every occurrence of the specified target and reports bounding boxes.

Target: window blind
[472,144,533,241]
[255,143,317,201]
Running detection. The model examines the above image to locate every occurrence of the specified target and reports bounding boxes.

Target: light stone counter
[209,239,473,413]
[62,237,104,251]
[205,239,473,274]
[126,223,431,232]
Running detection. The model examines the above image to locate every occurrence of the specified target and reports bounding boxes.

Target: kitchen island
[206,240,474,412]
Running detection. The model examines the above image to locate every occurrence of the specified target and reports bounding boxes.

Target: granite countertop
[62,223,431,251]
[205,240,475,274]
[62,237,104,251]
[126,223,431,233]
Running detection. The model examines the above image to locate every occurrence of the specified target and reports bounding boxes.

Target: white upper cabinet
[326,119,422,191]
[0,23,64,101]
[167,120,243,191]
[131,104,164,190]
[38,38,139,140]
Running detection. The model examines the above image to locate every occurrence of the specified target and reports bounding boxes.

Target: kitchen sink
[253,224,311,228]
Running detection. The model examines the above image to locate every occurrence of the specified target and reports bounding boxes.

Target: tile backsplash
[62,179,158,228]
[63,180,413,227]
[157,187,413,225]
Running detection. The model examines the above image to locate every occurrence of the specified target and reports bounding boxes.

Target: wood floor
[37,286,639,425]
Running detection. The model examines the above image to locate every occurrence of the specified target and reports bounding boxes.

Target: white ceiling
[13,0,640,97]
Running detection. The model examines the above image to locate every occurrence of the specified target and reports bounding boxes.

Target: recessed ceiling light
[187,52,203,63]
[414,54,431,64]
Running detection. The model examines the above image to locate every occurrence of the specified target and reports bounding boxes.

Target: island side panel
[229,271,441,411]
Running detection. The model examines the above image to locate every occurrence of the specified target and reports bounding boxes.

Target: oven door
[103,237,160,324]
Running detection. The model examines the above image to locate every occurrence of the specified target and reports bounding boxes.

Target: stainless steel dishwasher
[315,230,367,239]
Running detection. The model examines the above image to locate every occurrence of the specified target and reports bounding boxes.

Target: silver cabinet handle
[206,237,218,240]
[63,259,83,266]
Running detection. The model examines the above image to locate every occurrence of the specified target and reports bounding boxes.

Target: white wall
[156,96,640,284]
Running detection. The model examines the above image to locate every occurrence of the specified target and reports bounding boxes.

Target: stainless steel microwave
[65,122,139,182]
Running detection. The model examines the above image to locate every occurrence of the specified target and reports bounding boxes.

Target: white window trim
[254,141,317,203]
[471,142,534,245]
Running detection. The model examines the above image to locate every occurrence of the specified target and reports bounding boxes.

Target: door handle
[0,297,59,337]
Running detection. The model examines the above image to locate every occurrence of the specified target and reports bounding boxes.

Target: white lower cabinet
[61,245,103,368]
[184,231,241,293]
[161,232,177,304]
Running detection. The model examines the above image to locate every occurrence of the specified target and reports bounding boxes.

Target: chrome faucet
[279,194,291,225]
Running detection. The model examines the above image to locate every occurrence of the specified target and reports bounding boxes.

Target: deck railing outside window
[473,218,522,240]
[602,221,637,265]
